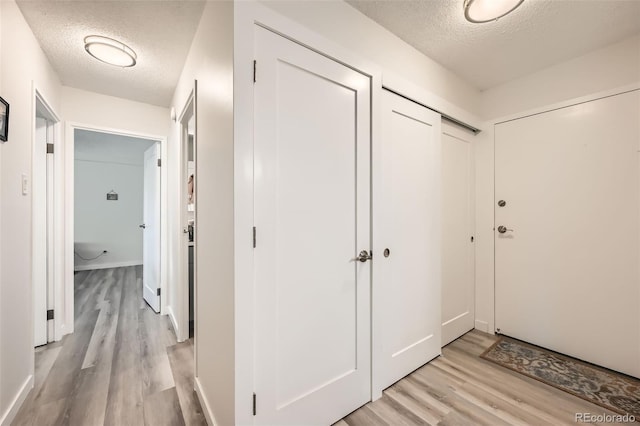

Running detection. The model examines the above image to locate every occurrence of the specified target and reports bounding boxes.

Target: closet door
[441,122,475,346]
[253,26,371,425]
[374,90,441,393]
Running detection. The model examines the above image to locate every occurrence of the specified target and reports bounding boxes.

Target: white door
[33,117,48,346]
[495,90,640,377]
[253,26,371,425]
[142,143,161,313]
[375,90,441,393]
[441,122,475,346]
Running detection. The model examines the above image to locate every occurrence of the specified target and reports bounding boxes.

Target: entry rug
[480,337,640,417]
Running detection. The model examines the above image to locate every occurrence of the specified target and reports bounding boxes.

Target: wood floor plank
[13,266,204,426]
[143,387,186,426]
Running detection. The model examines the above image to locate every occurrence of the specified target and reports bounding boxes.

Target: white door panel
[254,26,371,425]
[495,90,640,377]
[376,91,441,392]
[142,143,161,313]
[441,124,474,346]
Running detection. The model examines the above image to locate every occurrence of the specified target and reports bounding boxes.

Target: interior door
[142,143,161,313]
[495,90,640,377]
[441,122,475,346]
[33,117,48,346]
[376,90,441,392]
[253,26,371,425]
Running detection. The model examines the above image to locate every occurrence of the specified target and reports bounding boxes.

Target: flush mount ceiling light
[463,0,524,23]
[84,35,137,67]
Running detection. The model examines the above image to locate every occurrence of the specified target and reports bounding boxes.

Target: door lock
[354,250,372,262]
[497,225,513,234]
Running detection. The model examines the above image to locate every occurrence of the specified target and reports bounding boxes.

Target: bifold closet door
[253,26,372,425]
[495,90,640,378]
[374,90,441,393]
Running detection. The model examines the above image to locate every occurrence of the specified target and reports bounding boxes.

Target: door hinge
[47,309,54,320]
[46,143,54,154]
[157,288,161,296]
[252,393,256,416]
[253,60,257,83]
[252,226,257,248]
[157,158,162,167]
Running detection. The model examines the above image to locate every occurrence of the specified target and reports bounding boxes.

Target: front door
[253,26,372,425]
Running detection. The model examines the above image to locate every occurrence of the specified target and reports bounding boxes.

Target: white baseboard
[74,260,142,271]
[442,311,474,346]
[0,374,33,426]
[195,377,217,426]
[474,319,490,334]
[167,306,181,341]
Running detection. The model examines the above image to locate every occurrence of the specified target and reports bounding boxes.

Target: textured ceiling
[17,1,205,107]
[75,129,157,165]
[346,0,640,90]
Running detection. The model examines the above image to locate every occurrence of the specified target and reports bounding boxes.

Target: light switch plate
[22,173,28,195]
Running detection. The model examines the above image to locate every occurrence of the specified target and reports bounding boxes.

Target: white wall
[474,34,640,334]
[0,1,61,424]
[61,86,170,136]
[480,35,640,121]
[261,0,482,117]
[168,2,234,425]
[74,154,144,271]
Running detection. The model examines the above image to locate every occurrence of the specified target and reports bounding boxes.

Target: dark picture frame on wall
[0,97,9,142]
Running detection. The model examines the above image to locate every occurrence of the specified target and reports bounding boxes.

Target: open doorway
[73,129,161,312]
[179,92,196,341]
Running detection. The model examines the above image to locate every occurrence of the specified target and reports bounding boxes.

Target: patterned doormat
[480,337,640,417]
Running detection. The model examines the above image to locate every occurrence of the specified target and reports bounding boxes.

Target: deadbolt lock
[498,200,506,207]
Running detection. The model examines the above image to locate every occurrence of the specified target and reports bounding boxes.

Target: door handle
[139,224,146,229]
[353,250,372,262]
[497,225,513,234]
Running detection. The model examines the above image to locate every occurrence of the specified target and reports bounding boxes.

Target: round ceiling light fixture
[463,0,524,23]
[84,35,137,67]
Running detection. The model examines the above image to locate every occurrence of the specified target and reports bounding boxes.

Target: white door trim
[63,122,168,337]
[32,85,61,343]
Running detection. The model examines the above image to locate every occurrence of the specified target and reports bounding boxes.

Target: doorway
[64,124,168,335]
[73,129,160,310]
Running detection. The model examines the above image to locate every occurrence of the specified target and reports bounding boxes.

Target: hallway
[13,266,206,426]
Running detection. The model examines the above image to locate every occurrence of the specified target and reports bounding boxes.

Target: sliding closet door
[374,90,441,393]
[495,90,640,377]
[253,26,371,425]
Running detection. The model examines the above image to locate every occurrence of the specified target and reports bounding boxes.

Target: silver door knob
[497,225,513,234]
[355,250,372,262]
[139,224,146,229]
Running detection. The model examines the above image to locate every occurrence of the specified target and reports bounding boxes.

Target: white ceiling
[17,0,205,107]
[346,0,640,90]
[75,129,157,165]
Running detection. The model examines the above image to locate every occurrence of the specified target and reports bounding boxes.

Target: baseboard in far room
[195,377,216,426]
[74,260,142,271]
[475,319,490,334]
[0,374,33,426]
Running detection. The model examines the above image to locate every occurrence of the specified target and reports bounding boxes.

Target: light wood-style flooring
[338,330,638,426]
[12,266,206,426]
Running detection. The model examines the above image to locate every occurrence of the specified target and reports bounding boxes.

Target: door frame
[173,89,196,343]
[32,86,61,343]
[63,122,168,335]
